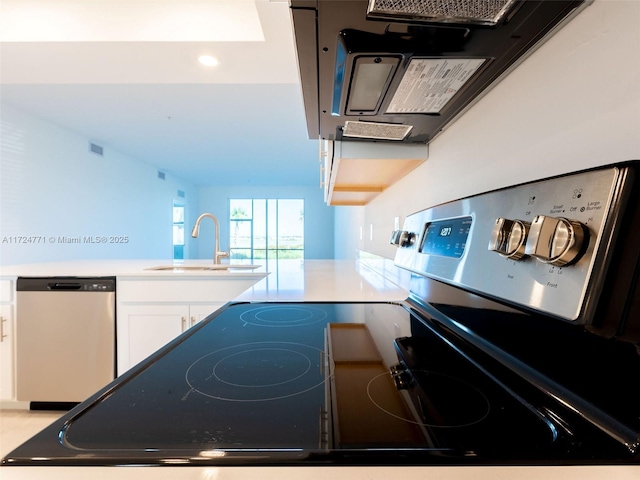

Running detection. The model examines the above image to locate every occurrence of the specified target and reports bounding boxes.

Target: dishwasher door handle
[48,282,83,290]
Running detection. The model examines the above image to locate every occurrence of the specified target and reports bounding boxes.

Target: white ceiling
[0,0,319,187]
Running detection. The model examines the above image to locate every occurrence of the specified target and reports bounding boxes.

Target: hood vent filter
[343,121,413,141]
[367,0,518,26]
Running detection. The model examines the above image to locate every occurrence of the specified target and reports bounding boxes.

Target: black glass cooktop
[2,302,631,466]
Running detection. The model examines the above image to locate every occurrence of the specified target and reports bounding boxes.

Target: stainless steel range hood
[289,0,592,145]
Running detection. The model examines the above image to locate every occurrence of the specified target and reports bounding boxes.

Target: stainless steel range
[2,162,639,467]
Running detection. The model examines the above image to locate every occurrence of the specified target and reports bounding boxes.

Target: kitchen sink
[145,265,261,272]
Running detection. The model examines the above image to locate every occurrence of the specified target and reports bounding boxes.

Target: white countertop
[236,259,409,302]
[1,259,638,479]
[0,259,268,279]
[0,258,409,302]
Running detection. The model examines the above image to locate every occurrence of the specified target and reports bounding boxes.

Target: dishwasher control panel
[17,277,115,292]
[78,281,114,291]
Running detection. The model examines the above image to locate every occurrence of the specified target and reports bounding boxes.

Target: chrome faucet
[191,213,229,265]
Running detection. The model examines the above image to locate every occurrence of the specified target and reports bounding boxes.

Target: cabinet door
[117,305,188,376]
[188,303,225,328]
[323,140,426,206]
[0,279,13,303]
[0,304,14,400]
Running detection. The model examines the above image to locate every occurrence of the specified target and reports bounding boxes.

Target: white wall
[335,0,640,260]
[197,185,334,259]
[0,103,200,265]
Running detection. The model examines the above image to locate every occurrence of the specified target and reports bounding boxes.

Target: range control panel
[393,166,633,323]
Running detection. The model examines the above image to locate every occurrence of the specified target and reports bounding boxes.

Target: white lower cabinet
[0,278,15,401]
[0,303,14,401]
[118,303,222,375]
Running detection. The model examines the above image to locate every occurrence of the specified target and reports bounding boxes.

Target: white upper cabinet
[320,140,427,206]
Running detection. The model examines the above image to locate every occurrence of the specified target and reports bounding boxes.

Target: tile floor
[0,410,64,458]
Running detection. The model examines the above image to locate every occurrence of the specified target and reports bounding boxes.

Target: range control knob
[524,215,589,266]
[390,230,415,247]
[488,218,530,260]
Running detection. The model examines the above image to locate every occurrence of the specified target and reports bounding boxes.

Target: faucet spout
[191,213,229,265]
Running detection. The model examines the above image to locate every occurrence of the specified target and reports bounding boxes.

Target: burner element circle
[367,370,490,428]
[239,305,328,327]
[212,348,312,388]
[186,342,330,402]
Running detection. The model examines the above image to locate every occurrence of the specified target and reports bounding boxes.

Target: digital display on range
[419,216,472,258]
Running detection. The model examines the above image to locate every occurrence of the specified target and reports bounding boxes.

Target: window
[229,199,304,261]
[173,202,185,260]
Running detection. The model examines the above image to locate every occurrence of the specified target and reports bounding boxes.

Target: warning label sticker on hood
[386,58,486,114]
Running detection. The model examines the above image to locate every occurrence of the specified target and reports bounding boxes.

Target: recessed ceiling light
[198,55,219,67]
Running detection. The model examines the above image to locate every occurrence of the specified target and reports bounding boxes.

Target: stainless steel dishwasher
[16,277,116,405]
